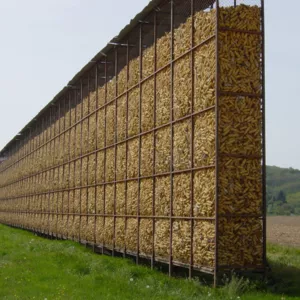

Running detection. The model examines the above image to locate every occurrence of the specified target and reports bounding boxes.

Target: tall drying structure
[0,0,266,284]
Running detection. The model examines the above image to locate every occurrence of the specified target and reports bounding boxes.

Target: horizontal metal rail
[0,211,215,219]
[219,27,262,35]
[220,153,262,160]
[217,265,266,271]
[0,212,264,219]
[220,91,262,98]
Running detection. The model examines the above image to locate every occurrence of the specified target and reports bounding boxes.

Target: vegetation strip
[0,224,299,300]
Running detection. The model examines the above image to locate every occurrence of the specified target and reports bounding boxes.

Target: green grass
[0,224,299,300]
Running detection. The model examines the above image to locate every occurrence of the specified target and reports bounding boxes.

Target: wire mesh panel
[0,0,265,285]
[217,0,264,278]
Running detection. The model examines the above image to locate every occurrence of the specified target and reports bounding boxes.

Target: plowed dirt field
[267,216,300,247]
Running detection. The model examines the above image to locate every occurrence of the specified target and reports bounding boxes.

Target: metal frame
[169,0,174,277]
[0,0,266,286]
[215,0,220,286]
[261,0,267,278]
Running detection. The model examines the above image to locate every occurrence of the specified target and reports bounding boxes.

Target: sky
[0,0,299,169]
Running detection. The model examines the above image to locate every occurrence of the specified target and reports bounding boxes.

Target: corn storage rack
[0,0,265,285]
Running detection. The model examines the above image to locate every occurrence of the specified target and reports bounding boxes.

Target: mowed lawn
[0,224,299,300]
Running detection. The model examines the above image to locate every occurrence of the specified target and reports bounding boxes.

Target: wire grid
[0,0,265,285]
[217,0,265,278]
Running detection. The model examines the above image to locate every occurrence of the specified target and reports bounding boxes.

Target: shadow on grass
[267,261,300,297]
[85,241,300,298]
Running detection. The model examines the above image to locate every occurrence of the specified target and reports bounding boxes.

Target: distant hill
[266,166,300,215]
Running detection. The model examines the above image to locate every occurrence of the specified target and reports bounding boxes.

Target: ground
[267,216,300,247]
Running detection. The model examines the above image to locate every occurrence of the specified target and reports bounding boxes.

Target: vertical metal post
[36,123,39,233]
[113,47,118,256]
[124,40,129,259]
[41,117,44,211]
[32,124,35,233]
[50,107,56,239]
[25,133,29,227]
[73,89,78,242]
[53,105,56,175]
[57,100,61,237]
[169,0,174,277]
[103,57,108,253]
[151,11,157,270]
[74,85,78,242]
[47,109,51,236]
[94,65,99,250]
[214,0,220,288]
[79,79,83,243]
[234,0,237,7]
[50,108,53,236]
[15,146,17,221]
[261,0,267,276]
[189,0,195,280]
[62,96,66,238]
[51,104,55,238]
[38,121,41,147]
[41,119,44,220]
[29,137,32,231]
[87,74,90,244]
[137,23,143,265]
[67,91,71,240]
[28,128,32,230]
[31,128,35,198]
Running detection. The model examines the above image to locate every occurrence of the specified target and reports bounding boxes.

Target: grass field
[0,224,299,300]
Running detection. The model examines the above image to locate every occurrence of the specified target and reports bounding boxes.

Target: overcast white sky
[0,0,299,169]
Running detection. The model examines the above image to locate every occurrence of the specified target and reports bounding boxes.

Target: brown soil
[267,216,300,248]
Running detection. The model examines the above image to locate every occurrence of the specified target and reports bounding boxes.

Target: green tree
[276,190,287,205]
